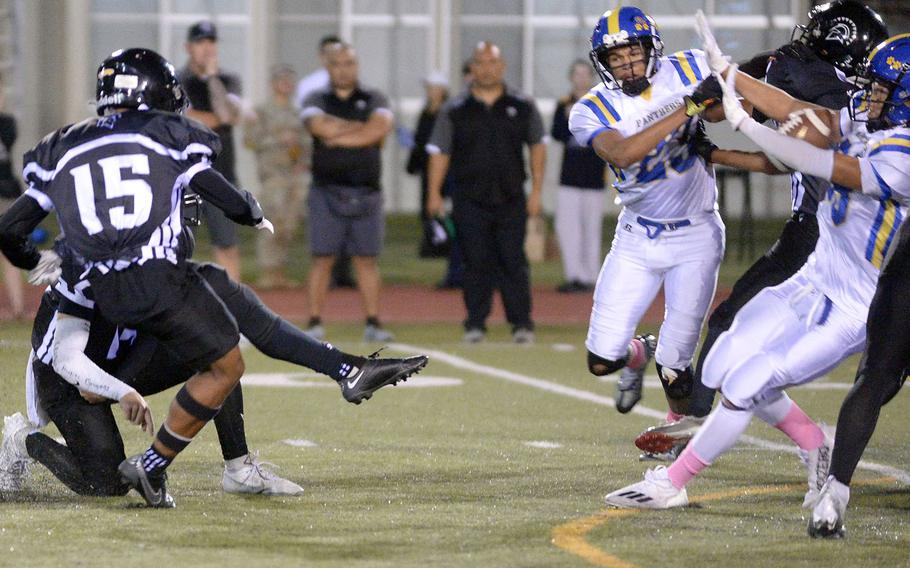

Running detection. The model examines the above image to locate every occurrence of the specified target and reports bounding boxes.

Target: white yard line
[391,343,910,484]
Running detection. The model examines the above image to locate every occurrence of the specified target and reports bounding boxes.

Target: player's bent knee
[587,350,625,376]
[212,347,245,382]
[655,363,694,400]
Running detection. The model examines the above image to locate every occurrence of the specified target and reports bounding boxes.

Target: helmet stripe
[869,33,910,63]
[607,9,621,36]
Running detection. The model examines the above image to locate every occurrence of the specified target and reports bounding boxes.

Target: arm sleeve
[52,316,135,401]
[738,118,835,180]
[0,193,49,269]
[569,100,613,147]
[526,102,545,145]
[426,103,454,155]
[370,90,394,121]
[188,168,263,226]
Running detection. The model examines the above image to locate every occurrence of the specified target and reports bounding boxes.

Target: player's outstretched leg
[119,347,245,508]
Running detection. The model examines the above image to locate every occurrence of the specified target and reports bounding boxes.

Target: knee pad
[587,350,625,376]
[655,363,694,400]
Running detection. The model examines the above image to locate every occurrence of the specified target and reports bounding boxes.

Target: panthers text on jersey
[569,49,716,220]
[804,107,910,318]
[22,110,220,272]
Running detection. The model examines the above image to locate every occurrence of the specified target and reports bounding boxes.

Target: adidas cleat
[341,352,429,404]
[635,415,705,454]
[605,466,688,509]
[118,454,175,508]
[616,334,656,413]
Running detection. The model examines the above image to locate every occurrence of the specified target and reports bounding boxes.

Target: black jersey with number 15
[22,110,221,267]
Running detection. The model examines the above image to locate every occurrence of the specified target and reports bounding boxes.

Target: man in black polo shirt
[178,21,244,281]
[426,41,546,344]
[301,43,395,343]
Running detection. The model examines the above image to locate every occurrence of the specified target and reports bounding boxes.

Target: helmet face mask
[589,7,663,97]
[95,48,188,116]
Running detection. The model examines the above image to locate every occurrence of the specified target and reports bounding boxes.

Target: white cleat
[808,475,849,539]
[803,429,834,508]
[0,413,34,492]
[604,466,688,509]
[222,452,304,496]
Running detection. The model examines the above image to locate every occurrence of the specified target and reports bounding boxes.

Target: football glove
[717,66,750,130]
[684,75,722,117]
[27,249,62,286]
[695,10,731,75]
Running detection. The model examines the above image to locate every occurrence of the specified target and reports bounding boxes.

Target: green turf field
[0,320,907,567]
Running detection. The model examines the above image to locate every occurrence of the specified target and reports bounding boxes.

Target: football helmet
[589,7,663,96]
[95,48,187,116]
[851,34,910,131]
[792,0,888,78]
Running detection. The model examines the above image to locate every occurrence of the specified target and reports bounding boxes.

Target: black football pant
[689,213,819,417]
[453,195,533,331]
[829,222,910,485]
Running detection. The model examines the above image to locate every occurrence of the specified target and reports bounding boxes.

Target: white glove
[255,217,274,234]
[695,10,730,75]
[716,66,750,130]
[27,249,62,286]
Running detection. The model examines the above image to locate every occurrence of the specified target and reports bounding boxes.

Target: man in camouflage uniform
[244,65,310,288]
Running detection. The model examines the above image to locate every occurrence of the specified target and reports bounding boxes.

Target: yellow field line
[551,478,896,567]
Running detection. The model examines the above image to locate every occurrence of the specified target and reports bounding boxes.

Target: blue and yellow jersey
[806,108,910,319]
[568,49,716,220]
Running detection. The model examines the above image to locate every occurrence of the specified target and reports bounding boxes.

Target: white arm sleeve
[52,316,135,401]
[739,117,835,180]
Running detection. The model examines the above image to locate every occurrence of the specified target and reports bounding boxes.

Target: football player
[635,0,888,458]
[604,16,910,510]
[808,34,910,539]
[569,7,726,417]
[0,232,426,497]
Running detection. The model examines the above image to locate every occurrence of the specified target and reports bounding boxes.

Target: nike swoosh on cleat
[346,373,363,389]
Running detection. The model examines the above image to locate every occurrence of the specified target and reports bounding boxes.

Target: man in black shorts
[0,47,393,508]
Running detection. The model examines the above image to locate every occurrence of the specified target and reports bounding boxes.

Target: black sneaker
[118,454,175,508]
[341,352,429,404]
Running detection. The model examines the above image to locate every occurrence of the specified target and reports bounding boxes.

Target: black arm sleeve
[188,168,263,226]
[0,194,48,269]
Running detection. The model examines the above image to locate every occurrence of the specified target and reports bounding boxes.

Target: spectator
[178,20,244,281]
[244,65,309,288]
[406,71,449,257]
[295,35,355,289]
[552,60,606,293]
[0,78,23,319]
[426,41,546,344]
[301,43,395,342]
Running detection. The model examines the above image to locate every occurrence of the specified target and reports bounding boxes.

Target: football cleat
[635,415,705,454]
[638,443,685,463]
[0,413,34,492]
[341,352,429,404]
[803,429,834,508]
[616,334,656,413]
[808,475,850,539]
[118,454,175,508]
[222,452,303,496]
[605,466,688,509]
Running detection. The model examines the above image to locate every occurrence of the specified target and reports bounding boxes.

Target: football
[777,108,834,149]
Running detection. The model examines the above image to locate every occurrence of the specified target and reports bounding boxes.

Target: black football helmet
[792,1,888,78]
[95,48,187,116]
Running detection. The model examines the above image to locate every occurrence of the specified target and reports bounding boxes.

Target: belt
[636,216,692,239]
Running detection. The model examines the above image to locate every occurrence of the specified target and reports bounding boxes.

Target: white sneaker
[363,324,394,342]
[803,429,834,508]
[0,413,34,492]
[808,475,849,539]
[604,466,688,509]
[222,452,304,496]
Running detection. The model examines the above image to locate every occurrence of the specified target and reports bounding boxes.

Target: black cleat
[118,454,175,508]
[341,352,429,404]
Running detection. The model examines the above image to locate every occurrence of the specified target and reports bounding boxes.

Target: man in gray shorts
[301,43,394,342]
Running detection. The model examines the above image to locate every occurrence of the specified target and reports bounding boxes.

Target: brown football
[776,108,834,149]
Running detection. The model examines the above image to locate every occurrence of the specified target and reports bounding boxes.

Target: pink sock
[774,403,825,451]
[666,410,684,422]
[667,446,710,490]
[626,339,645,369]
